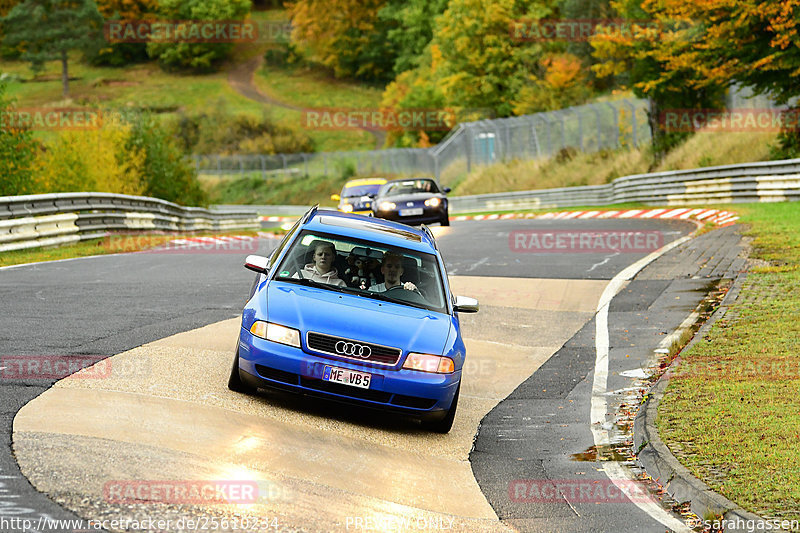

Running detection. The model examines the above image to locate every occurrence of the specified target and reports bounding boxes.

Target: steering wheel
[385,284,428,304]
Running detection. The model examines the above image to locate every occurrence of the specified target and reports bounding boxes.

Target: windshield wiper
[280,277,333,290]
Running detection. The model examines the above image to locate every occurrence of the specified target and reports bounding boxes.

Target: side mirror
[244,255,269,274]
[443,187,451,193]
[331,194,341,201]
[453,295,479,313]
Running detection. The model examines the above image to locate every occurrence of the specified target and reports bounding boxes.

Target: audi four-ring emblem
[335,341,372,358]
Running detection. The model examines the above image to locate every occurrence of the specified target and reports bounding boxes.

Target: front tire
[228,348,256,393]
[423,385,459,433]
[440,212,450,226]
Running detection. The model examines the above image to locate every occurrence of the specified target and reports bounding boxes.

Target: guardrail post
[623,100,637,148]
[607,102,620,149]
[591,105,602,150]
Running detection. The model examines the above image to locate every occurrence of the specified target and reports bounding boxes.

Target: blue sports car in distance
[228,206,478,432]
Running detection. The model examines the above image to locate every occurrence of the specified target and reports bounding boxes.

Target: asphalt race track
[0,217,746,532]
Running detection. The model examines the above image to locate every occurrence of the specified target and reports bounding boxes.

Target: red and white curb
[453,208,739,227]
[259,216,296,223]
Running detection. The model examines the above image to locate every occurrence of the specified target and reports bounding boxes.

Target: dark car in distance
[371,178,450,226]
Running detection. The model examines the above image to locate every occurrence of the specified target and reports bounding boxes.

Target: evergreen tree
[1,0,104,98]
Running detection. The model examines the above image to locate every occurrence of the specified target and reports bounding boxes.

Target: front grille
[306,332,401,366]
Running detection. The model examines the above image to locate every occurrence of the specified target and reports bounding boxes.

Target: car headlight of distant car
[378,201,396,211]
[402,353,455,374]
[340,204,354,213]
[424,197,441,208]
[250,321,301,348]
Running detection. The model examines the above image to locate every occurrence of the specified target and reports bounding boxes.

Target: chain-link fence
[193,98,649,181]
[193,85,788,182]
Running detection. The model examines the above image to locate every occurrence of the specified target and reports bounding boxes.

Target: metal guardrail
[0,192,259,253]
[449,158,800,212]
[227,158,800,216]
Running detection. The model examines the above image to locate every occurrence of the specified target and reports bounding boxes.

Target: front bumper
[238,328,460,421]
[373,207,448,226]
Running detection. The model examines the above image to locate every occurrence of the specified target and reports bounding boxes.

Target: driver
[369,251,418,293]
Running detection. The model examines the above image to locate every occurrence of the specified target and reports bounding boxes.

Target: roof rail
[420,224,438,250]
[301,204,319,224]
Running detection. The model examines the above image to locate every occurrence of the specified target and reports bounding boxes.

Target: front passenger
[293,242,347,287]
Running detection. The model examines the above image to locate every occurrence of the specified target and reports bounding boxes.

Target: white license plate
[322,365,372,389]
[400,208,423,216]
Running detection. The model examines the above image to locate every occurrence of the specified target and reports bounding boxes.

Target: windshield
[381,179,440,196]
[272,230,447,314]
[341,184,383,197]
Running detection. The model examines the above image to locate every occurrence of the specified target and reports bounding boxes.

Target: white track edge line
[591,233,695,532]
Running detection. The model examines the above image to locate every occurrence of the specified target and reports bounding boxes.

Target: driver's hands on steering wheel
[402,282,417,291]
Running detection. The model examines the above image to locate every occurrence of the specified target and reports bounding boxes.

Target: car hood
[266,281,451,356]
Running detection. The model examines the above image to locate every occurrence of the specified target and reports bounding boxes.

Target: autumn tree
[378,0,448,75]
[0,81,39,196]
[92,0,157,65]
[625,0,800,157]
[287,0,395,81]
[1,0,105,98]
[146,0,250,72]
[590,0,726,159]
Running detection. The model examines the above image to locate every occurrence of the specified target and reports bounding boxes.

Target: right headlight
[378,201,396,211]
[402,353,455,374]
[250,321,301,348]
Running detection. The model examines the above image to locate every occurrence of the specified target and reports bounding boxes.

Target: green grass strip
[657,201,800,522]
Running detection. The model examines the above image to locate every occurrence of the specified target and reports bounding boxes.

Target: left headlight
[250,321,301,348]
[424,197,441,207]
[402,353,455,374]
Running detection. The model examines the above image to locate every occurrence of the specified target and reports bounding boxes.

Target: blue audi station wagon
[229,206,478,432]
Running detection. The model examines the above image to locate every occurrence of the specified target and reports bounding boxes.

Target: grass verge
[0,230,259,268]
[657,201,800,523]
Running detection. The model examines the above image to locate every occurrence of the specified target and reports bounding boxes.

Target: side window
[268,217,302,270]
